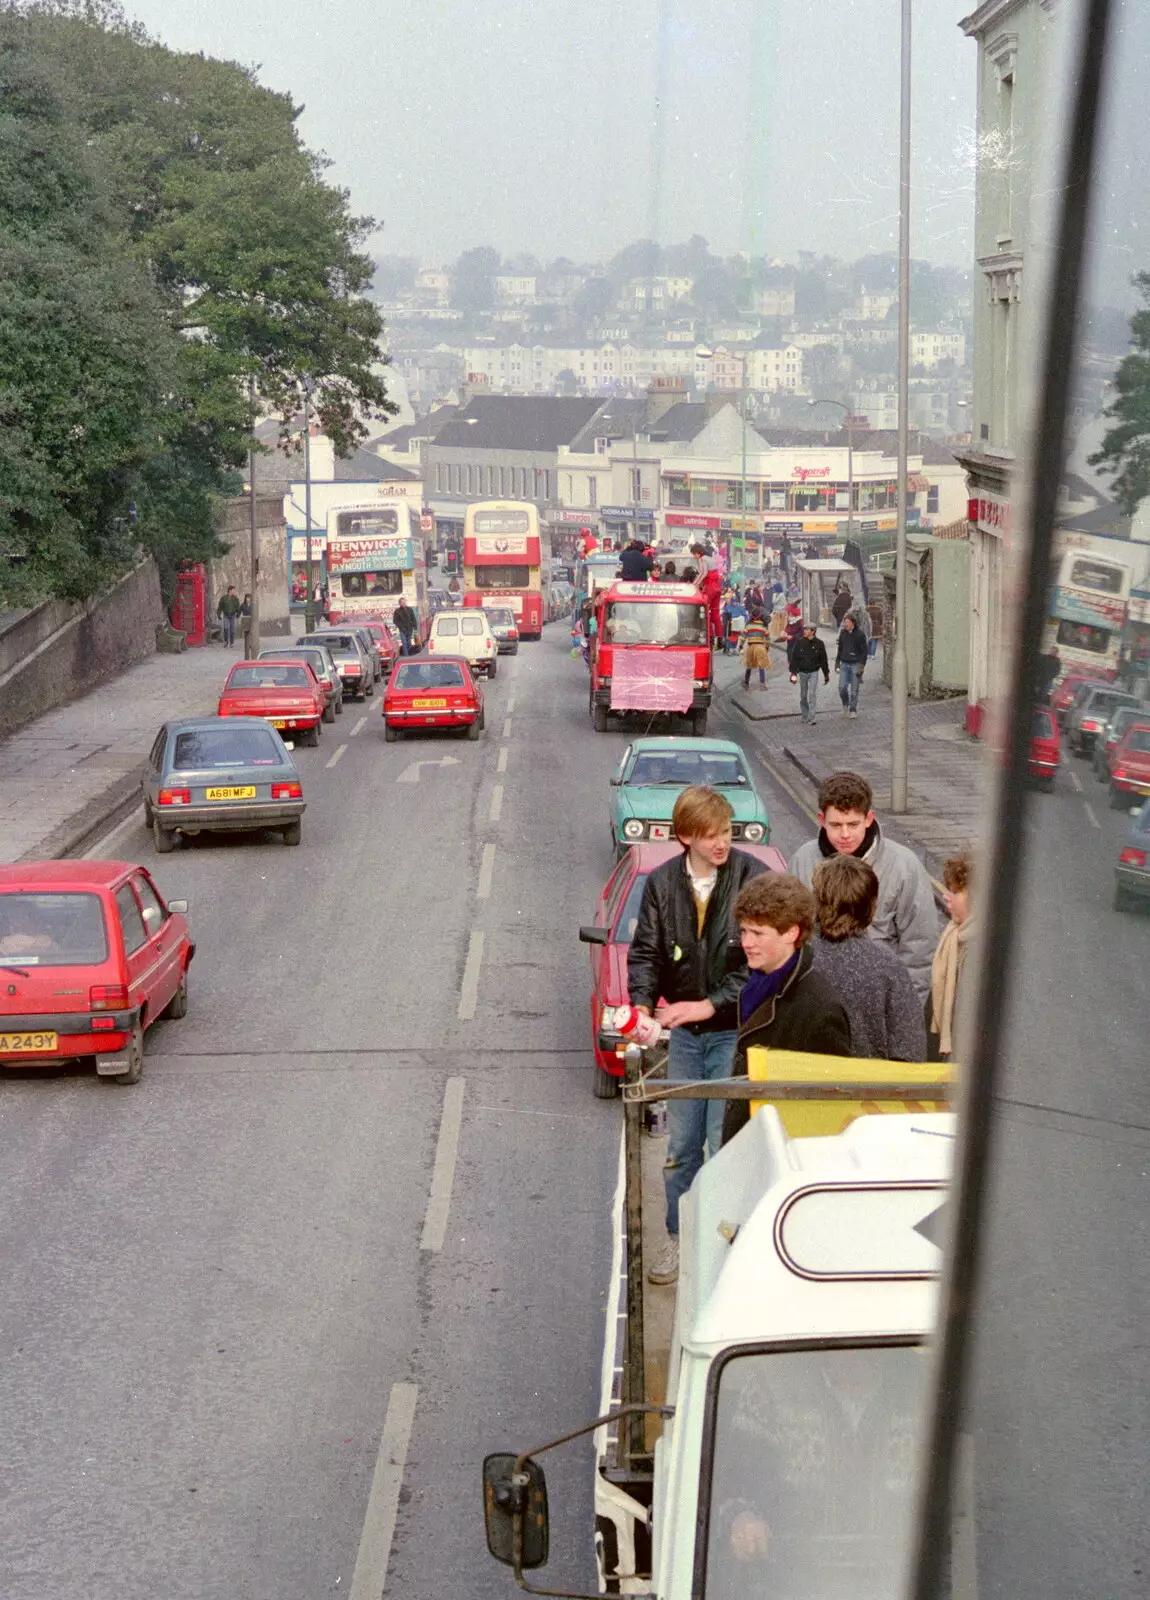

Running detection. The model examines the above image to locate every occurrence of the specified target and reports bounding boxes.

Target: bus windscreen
[474,565,531,589]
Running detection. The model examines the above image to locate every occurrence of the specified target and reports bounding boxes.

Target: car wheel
[467,716,481,741]
[511,645,519,655]
[335,698,343,715]
[153,818,175,853]
[593,702,608,732]
[1110,784,1126,810]
[385,723,399,742]
[302,722,320,747]
[143,798,154,828]
[107,1022,144,1086]
[488,654,498,678]
[283,820,302,846]
[692,709,709,736]
[323,700,336,724]
[163,970,189,1020]
[593,1058,620,1099]
[1037,774,1054,792]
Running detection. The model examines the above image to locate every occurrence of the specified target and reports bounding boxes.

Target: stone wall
[211,493,290,638]
[0,560,162,740]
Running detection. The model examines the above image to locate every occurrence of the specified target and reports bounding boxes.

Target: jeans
[663,1026,738,1235]
[399,630,415,656]
[221,613,236,646]
[839,661,862,711]
[798,670,820,722]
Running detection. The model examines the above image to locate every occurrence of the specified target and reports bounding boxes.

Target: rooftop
[431,396,603,451]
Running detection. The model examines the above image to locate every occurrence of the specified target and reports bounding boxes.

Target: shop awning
[907,473,931,493]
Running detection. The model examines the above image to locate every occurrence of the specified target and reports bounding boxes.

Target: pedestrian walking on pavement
[239,593,253,645]
[726,596,747,656]
[217,584,241,647]
[393,599,418,656]
[790,771,940,1001]
[739,608,772,687]
[721,873,852,1146]
[927,853,974,1061]
[831,583,854,627]
[787,621,829,724]
[811,856,927,1061]
[626,786,768,1285]
[836,614,869,716]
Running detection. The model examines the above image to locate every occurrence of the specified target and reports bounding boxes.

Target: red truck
[588,580,712,734]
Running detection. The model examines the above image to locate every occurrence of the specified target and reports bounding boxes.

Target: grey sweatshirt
[812,933,928,1062]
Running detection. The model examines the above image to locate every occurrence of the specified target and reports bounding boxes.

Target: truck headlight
[623,819,645,840]
[743,822,766,843]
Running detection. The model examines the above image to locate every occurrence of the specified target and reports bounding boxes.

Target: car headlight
[623,819,645,840]
[743,822,766,843]
[599,1005,622,1037]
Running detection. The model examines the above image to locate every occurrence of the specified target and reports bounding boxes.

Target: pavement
[714,630,986,874]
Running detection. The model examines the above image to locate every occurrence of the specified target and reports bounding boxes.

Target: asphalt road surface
[0,630,812,1600]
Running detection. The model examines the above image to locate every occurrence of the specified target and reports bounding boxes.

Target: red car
[1051,672,1107,728]
[0,861,193,1085]
[382,655,484,741]
[1108,722,1150,808]
[1029,705,1061,790]
[577,840,788,1098]
[218,659,325,747]
[358,618,401,674]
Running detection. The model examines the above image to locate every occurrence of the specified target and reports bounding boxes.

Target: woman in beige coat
[927,852,973,1061]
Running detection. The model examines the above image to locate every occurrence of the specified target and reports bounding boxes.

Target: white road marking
[350,716,368,737]
[396,755,460,785]
[476,842,496,899]
[489,783,503,822]
[1083,800,1101,829]
[83,806,144,859]
[496,745,508,773]
[1069,768,1083,793]
[420,1076,466,1252]
[348,1381,419,1600]
[325,743,348,770]
[951,1429,979,1600]
[507,694,517,712]
[458,930,484,1020]
[502,718,512,738]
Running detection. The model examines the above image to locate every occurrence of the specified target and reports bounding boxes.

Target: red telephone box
[171,564,207,647]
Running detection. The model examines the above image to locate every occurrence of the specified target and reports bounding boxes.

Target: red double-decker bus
[462,501,549,640]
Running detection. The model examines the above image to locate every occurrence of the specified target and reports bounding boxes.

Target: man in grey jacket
[789,770,939,1000]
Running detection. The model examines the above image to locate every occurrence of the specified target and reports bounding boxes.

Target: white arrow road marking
[396,755,461,784]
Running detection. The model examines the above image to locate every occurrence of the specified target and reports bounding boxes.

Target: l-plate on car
[608,736,771,858]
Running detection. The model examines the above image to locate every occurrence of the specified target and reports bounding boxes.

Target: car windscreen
[0,891,109,967]
[1031,709,1054,738]
[310,635,357,652]
[1124,728,1150,754]
[227,665,310,689]
[394,663,467,690]
[605,600,707,645]
[341,571,403,597]
[486,608,515,625]
[628,751,749,788]
[172,728,283,769]
[700,1344,930,1600]
[262,650,328,675]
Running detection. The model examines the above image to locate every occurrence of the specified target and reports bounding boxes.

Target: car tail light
[272,782,303,800]
[90,984,129,1010]
[1120,846,1146,866]
[158,788,191,805]
[91,1016,118,1032]
[1114,769,1128,781]
[1083,720,1101,732]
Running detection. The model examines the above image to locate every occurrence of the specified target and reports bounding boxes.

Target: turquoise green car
[608,736,771,858]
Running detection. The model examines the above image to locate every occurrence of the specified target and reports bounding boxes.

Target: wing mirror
[609,774,622,786]
[283,740,295,750]
[482,1454,549,1570]
[578,925,609,945]
[167,899,188,915]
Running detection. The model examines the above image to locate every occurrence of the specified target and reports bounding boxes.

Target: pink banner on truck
[610,650,695,713]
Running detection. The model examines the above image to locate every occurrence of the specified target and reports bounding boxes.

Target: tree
[1089,272,1150,512]
[452,246,501,313]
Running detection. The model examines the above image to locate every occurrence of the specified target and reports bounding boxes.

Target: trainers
[849,709,858,718]
[648,1238,679,1285]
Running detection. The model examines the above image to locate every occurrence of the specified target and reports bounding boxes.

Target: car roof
[626,736,744,757]
[162,715,274,733]
[393,653,471,667]
[0,860,133,887]
[620,841,785,871]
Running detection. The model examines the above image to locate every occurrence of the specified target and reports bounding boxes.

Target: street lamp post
[808,396,857,548]
[891,0,912,814]
[302,379,317,635]
[246,376,261,659]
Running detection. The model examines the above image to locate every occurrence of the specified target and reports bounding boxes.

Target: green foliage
[452,246,501,313]
[1088,272,1150,514]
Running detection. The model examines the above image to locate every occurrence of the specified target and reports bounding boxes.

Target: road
[0,629,812,1600]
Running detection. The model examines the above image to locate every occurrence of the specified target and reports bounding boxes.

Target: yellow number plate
[412,698,448,709]
[269,719,287,729]
[0,1031,58,1053]
[206,786,257,800]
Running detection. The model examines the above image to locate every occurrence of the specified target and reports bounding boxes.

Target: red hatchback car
[358,618,401,675]
[1029,706,1061,790]
[0,861,193,1085]
[382,656,484,741]
[1108,722,1150,808]
[218,659,325,747]
[577,840,788,1098]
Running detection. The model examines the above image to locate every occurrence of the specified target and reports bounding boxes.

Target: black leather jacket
[627,848,766,1032]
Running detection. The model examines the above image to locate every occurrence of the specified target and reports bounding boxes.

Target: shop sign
[328,536,414,573]
[665,513,721,529]
[791,465,833,481]
[1051,585,1127,629]
[289,535,328,560]
[970,493,1013,536]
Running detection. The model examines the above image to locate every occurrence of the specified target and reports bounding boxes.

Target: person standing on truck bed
[618,538,655,581]
[627,785,767,1286]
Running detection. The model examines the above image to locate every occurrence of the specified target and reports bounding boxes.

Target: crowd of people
[627,772,971,1285]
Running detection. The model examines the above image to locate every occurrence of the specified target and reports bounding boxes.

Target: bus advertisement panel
[1043,535,1134,682]
[327,502,428,636]
[462,502,547,639]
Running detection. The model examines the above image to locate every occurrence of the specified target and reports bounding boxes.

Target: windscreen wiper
[1,964,32,977]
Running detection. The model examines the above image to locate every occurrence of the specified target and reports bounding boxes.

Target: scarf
[817,820,880,860]
[930,916,974,1056]
[740,951,799,1025]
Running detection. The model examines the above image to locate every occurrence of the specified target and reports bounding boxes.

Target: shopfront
[287,532,328,611]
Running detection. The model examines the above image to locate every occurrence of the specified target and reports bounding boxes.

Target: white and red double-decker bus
[462,501,549,640]
[326,501,429,636]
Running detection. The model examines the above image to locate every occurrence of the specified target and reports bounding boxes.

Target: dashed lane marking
[497,746,508,773]
[1082,800,1101,829]
[477,842,496,899]
[458,930,484,1021]
[420,1076,466,1253]
[507,694,517,712]
[502,718,512,739]
[325,743,348,770]
[1069,768,1083,793]
[489,783,503,823]
[348,1381,419,1599]
[350,715,368,737]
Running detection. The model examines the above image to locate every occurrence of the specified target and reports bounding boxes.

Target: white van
[428,608,498,677]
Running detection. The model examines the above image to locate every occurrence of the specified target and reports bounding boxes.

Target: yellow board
[206,786,257,800]
[746,1047,954,1137]
[0,1031,58,1053]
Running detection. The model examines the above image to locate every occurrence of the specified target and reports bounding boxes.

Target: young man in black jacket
[835,613,869,716]
[618,539,655,582]
[787,622,830,726]
[627,786,767,1284]
[721,873,852,1146]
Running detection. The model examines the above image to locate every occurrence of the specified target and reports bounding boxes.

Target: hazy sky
[122,0,979,269]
